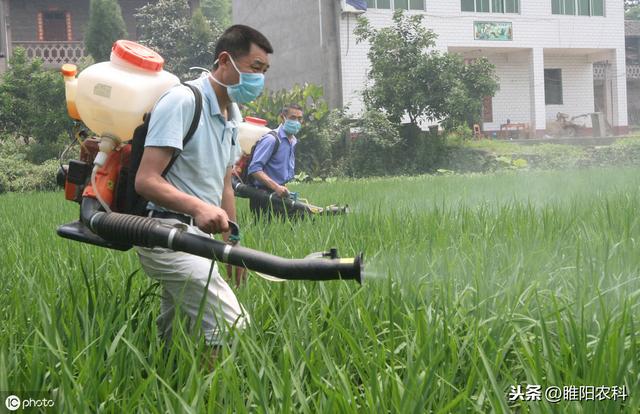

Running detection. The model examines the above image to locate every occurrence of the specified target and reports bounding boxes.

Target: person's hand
[193,204,229,234]
[274,185,289,198]
[226,264,247,288]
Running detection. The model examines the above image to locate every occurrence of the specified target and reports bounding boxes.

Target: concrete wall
[232,0,343,109]
[0,0,8,71]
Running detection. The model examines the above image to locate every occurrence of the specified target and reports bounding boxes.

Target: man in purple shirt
[246,103,303,217]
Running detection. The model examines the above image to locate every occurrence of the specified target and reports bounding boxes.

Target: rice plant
[1,166,639,412]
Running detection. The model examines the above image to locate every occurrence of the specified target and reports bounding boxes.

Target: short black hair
[213,25,273,67]
[282,103,303,115]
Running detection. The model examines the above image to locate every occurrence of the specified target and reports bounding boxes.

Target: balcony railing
[628,64,640,80]
[594,62,640,81]
[593,63,609,80]
[11,41,86,67]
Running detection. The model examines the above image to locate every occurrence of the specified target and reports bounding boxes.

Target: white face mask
[209,54,265,104]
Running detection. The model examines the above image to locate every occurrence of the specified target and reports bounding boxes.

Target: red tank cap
[61,63,77,77]
[245,116,268,126]
[111,40,164,72]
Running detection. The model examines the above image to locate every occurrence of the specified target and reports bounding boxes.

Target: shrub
[0,140,59,193]
[243,83,350,177]
[346,110,401,177]
[0,48,69,150]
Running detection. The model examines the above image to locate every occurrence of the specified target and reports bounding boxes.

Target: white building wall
[543,55,596,127]
[339,0,627,132]
[483,52,532,132]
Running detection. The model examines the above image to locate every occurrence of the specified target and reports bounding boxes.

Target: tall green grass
[1,166,639,412]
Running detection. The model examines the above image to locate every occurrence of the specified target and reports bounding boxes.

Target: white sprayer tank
[238,117,271,154]
[74,40,179,142]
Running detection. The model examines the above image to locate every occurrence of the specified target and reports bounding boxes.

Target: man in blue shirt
[134,25,273,350]
[247,103,303,218]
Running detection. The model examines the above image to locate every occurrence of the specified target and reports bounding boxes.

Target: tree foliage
[135,0,221,80]
[85,0,128,62]
[201,0,231,29]
[0,48,68,160]
[354,10,499,129]
[242,83,349,177]
[627,6,640,20]
[625,0,640,19]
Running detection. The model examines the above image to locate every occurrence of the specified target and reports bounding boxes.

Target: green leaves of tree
[200,0,232,29]
[85,0,128,63]
[0,48,68,155]
[354,10,499,129]
[135,0,222,80]
[243,83,342,177]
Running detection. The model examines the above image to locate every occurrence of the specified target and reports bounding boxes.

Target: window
[505,0,519,12]
[461,0,520,13]
[551,0,604,16]
[544,69,563,105]
[366,0,424,9]
[476,0,490,12]
[366,0,390,8]
[37,10,72,41]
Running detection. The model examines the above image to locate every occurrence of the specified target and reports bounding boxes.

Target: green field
[1,167,639,412]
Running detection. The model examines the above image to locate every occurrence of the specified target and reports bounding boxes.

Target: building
[0,0,199,73]
[233,0,628,137]
[625,19,640,126]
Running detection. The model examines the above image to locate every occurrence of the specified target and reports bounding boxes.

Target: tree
[626,0,640,10]
[242,83,346,177]
[627,6,640,20]
[85,0,128,62]
[0,48,68,150]
[354,10,498,129]
[201,0,231,29]
[135,0,220,80]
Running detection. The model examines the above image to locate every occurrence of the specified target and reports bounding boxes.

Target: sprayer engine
[59,127,131,214]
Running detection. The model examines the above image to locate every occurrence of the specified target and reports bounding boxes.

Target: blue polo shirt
[144,76,241,210]
[246,125,296,187]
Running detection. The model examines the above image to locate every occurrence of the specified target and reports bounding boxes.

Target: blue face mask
[211,54,265,104]
[283,119,302,135]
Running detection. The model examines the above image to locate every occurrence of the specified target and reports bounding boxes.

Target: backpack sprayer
[232,179,348,216]
[56,40,363,284]
[232,118,349,217]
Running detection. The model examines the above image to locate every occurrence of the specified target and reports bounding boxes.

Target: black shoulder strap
[161,82,203,176]
[266,130,280,162]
